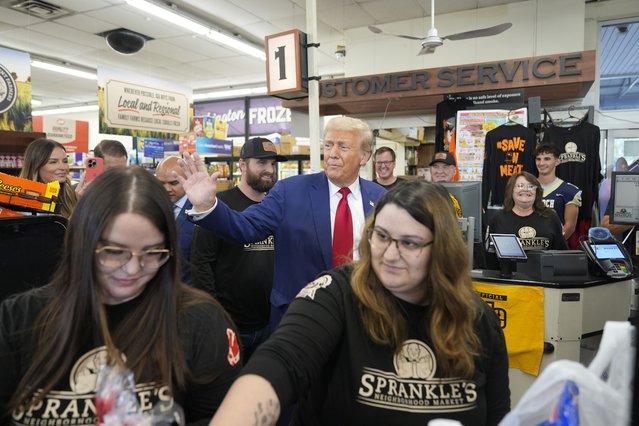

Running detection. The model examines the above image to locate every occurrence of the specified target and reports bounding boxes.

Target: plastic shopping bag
[499,321,635,426]
[95,365,185,426]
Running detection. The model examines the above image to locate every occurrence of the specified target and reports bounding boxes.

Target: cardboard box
[279,141,293,155]
[291,145,310,155]
[0,172,59,213]
[216,180,234,191]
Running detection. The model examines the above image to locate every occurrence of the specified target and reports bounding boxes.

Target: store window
[599,20,639,110]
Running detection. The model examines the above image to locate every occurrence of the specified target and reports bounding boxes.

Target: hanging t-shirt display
[435,97,474,152]
[542,121,602,220]
[481,123,537,209]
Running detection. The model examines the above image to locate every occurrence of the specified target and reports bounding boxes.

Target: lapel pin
[369,201,374,207]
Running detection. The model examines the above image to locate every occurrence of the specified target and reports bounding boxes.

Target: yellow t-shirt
[449,193,463,219]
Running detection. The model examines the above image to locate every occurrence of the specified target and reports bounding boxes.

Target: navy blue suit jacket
[194,172,385,307]
[176,200,194,283]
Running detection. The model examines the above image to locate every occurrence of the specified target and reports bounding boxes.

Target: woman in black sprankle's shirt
[0,167,241,426]
[210,180,510,426]
[488,172,568,252]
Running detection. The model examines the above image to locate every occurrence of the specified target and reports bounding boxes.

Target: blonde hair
[324,116,374,153]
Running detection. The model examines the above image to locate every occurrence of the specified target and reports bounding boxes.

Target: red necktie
[332,187,353,267]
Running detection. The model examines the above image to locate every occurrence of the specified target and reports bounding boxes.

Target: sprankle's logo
[559,141,586,163]
[357,339,477,413]
[518,226,551,249]
[518,226,536,239]
[296,274,332,300]
[0,63,17,114]
[394,340,436,379]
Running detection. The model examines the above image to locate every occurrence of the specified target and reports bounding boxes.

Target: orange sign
[33,116,90,153]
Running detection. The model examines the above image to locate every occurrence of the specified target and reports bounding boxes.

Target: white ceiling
[0,0,526,109]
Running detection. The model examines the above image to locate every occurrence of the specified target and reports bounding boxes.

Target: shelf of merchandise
[0,130,46,176]
[204,154,313,179]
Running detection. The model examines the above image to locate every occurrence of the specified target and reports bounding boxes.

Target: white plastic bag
[499,321,635,426]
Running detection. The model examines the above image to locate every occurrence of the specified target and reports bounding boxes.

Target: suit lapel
[360,178,376,217]
[310,173,332,269]
[176,200,192,232]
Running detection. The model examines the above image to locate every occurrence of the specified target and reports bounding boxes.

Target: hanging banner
[195,96,292,137]
[99,66,192,140]
[0,46,32,132]
[455,108,527,181]
[32,116,89,153]
[195,137,232,155]
[192,115,231,155]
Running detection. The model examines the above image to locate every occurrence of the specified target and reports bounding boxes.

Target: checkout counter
[472,249,634,404]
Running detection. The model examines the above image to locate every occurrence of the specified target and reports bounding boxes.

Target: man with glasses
[373,146,403,190]
[178,117,386,333]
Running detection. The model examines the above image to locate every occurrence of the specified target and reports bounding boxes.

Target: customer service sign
[99,67,191,135]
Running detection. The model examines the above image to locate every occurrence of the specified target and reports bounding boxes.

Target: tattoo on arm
[252,399,280,426]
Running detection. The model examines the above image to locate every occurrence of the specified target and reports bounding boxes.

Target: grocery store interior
[1,0,638,423]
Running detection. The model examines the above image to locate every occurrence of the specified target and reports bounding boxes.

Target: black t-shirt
[0,285,241,425]
[191,186,274,332]
[244,266,510,426]
[373,177,404,190]
[543,122,603,220]
[435,97,474,151]
[488,209,568,251]
[482,124,537,209]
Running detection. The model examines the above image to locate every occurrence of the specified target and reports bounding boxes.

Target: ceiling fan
[368,0,512,55]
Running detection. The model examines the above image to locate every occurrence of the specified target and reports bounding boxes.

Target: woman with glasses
[488,171,568,251]
[0,167,240,425]
[210,180,510,426]
[19,138,77,218]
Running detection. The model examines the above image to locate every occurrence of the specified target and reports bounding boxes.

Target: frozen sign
[105,79,190,133]
[195,97,292,137]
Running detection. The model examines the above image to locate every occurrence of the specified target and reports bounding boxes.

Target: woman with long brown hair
[19,138,77,218]
[0,166,241,425]
[209,180,510,426]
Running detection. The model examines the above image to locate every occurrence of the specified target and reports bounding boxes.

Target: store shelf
[0,131,46,177]
[205,154,313,177]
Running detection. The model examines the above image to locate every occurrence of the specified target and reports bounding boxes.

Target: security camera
[335,44,346,59]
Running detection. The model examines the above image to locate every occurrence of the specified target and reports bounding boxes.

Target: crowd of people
[0,115,634,425]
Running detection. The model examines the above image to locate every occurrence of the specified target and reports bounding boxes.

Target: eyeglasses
[375,161,395,166]
[368,227,433,258]
[95,245,171,270]
[515,183,537,191]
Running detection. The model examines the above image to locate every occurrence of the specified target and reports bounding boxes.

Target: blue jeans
[239,326,270,362]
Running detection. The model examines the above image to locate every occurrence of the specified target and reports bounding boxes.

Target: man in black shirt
[373,146,403,189]
[191,138,287,360]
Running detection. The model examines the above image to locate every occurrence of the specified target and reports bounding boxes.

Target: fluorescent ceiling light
[32,104,99,116]
[31,60,97,80]
[193,87,267,101]
[31,99,42,106]
[206,31,266,60]
[125,0,209,35]
[125,0,265,60]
